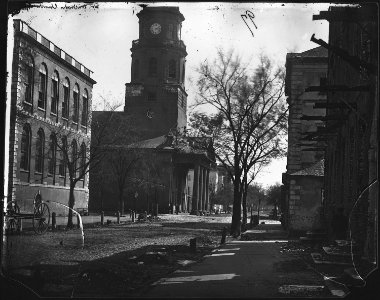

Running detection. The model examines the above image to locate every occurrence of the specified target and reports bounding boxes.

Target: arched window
[81,89,88,127]
[167,24,173,39]
[35,128,44,173]
[62,78,70,119]
[79,143,86,176]
[24,55,34,104]
[182,62,186,83]
[168,59,176,79]
[174,24,179,39]
[133,59,139,79]
[51,71,59,115]
[58,137,67,177]
[20,124,31,171]
[71,139,77,177]
[149,57,157,76]
[73,84,79,123]
[48,134,56,175]
[38,63,47,109]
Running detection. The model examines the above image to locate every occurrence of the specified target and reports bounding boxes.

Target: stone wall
[288,177,323,231]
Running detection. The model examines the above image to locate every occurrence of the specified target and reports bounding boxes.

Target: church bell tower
[125,6,188,139]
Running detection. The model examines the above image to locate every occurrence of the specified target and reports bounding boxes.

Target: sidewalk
[141,222,329,298]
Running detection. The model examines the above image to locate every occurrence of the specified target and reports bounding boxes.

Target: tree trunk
[119,189,124,215]
[67,182,76,228]
[230,182,242,237]
[242,182,248,231]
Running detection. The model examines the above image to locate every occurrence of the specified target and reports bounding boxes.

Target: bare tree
[189,48,287,236]
[109,146,141,215]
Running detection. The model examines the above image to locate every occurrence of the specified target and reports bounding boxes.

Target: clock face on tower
[150,23,161,35]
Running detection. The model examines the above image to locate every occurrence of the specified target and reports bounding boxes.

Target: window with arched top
[133,60,140,79]
[20,124,31,171]
[59,136,67,177]
[73,84,79,123]
[38,63,48,109]
[23,55,34,104]
[79,143,86,176]
[167,24,173,39]
[35,128,45,173]
[182,62,186,82]
[48,134,56,175]
[62,78,70,119]
[51,70,59,115]
[81,89,88,127]
[149,57,157,76]
[168,59,176,79]
[71,139,77,177]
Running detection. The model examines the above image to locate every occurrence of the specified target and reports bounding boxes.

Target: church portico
[172,153,214,215]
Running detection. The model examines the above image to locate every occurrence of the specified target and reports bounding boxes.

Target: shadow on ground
[4,241,217,298]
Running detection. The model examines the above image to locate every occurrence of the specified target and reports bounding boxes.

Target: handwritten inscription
[241,10,258,37]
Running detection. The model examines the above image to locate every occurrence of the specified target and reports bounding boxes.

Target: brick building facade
[282,46,328,233]
[8,20,96,214]
[312,5,378,262]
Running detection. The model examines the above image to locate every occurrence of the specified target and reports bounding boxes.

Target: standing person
[331,207,348,240]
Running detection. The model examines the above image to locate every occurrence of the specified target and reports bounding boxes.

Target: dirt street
[2,214,231,298]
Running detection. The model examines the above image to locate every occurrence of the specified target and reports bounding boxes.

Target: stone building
[282,46,328,234]
[8,20,96,214]
[312,4,378,262]
[89,6,215,215]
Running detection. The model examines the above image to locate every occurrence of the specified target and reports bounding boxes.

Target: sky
[7,1,332,188]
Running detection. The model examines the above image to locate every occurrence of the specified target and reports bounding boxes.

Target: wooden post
[190,238,196,252]
[17,219,22,232]
[101,211,104,225]
[221,226,227,244]
[52,212,57,231]
[117,211,120,224]
[132,211,135,222]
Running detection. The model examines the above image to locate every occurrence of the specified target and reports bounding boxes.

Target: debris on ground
[5,214,231,297]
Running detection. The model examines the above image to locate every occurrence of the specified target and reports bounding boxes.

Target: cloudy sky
[7,2,332,187]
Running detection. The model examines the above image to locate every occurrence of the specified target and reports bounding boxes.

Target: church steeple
[125,6,188,139]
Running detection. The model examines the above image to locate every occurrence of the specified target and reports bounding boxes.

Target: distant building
[89,7,215,215]
[282,46,328,234]
[8,20,96,213]
[313,5,378,262]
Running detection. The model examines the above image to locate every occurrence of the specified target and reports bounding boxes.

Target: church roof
[287,46,328,58]
[290,159,325,176]
[135,135,169,149]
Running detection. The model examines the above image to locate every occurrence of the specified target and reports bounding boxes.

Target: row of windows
[20,124,87,179]
[23,57,89,126]
[133,58,185,81]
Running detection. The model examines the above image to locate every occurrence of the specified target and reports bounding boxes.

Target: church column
[202,168,207,211]
[205,169,210,212]
[180,168,187,213]
[176,167,182,214]
[198,166,204,213]
[191,165,199,215]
